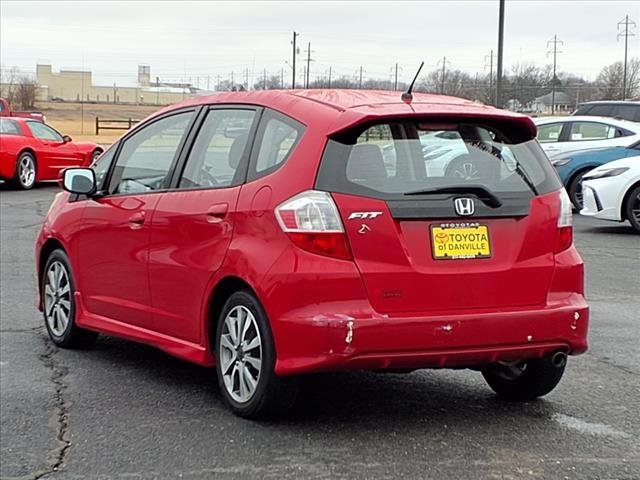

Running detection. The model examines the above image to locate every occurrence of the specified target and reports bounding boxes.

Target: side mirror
[62,168,96,195]
[62,135,72,143]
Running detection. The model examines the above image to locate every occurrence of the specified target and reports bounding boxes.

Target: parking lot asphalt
[1,183,638,480]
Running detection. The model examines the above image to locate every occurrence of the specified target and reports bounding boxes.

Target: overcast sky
[1,0,638,88]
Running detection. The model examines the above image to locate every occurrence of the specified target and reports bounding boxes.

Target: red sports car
[0,117,103,189]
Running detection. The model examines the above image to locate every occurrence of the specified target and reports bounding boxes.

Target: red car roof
[152,89,537,138]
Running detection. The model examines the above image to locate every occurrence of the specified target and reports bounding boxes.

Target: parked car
[0,97,46,123]
[0,117,103,189]
[573,100,640,123]
[36,90,588,418]
[581,156,640,232]
[534,116,640,158]
[550,140,640,208]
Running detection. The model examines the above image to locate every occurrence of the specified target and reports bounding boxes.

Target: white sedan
[580,156,640,232]
[534,116,640,157]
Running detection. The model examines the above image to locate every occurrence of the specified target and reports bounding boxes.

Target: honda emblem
[454,198,475,216]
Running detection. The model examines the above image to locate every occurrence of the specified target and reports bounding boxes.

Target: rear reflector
[275,190,352,260]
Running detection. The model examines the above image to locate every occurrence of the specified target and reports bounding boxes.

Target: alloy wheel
[43,261,72,337]
[219,305,263,403]
[19,156,35,188]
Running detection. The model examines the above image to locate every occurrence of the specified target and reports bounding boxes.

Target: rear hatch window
[315,118,563,314]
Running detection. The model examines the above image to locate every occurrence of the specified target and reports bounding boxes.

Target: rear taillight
[275,190,352,260]
[555,188,573,253]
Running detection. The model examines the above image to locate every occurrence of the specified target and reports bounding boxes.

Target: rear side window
[108,111,194,194]
[0,118,21,135]
[249,109,304,180]
[179,108,256,189]
[612,105,640,122]
[316,120,561,199]
[537,123,563,142]
[569,122,616,141]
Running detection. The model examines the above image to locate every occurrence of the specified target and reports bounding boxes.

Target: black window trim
[169,104,264,192]
[95,106,201,199]
[246,108,306,182]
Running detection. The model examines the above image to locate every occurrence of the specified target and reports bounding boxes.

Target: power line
[617,15,637,100]
[546,35,564,115]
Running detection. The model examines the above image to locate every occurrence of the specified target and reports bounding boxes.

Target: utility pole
[280,68,284,89]
[207,75,210,91]
[305,42,313,88]
[618,15,637,100]
[496,0,505,108]
[394,62,399,91]
[244,68,249,90]
[231,71,234,90]
[291,31,299,89]
[216,74,220,91]
[156,76,160,105]
[358,66,363,88]
[484,49,494,104]
[328,66,332,88]
[438,56,450,94]
[263,69,267,90]
[546,35,564,115]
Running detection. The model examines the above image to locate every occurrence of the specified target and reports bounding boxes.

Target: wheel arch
[16,148,37,176]
[205,276,261,355]
[38,238,66,290]
[620,180,640,221]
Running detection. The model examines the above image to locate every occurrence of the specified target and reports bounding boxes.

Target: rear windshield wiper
[403,185,503,208]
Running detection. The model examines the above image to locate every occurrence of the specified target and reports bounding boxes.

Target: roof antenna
[401,61,424,104]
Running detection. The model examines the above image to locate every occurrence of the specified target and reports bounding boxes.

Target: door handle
[206,203,228,222]
[128,211,146,227]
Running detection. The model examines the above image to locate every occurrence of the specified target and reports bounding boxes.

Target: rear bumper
[273,296,588,376]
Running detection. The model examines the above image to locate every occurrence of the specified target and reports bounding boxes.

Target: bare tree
[15,75,38,109]
[596,58,640,99]
[0,66,20,104]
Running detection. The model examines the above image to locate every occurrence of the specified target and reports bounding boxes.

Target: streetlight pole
[292,31,299,89]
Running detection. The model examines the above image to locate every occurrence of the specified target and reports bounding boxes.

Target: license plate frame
[430,223,492,260]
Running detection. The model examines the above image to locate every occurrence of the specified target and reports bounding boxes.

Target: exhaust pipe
[550,351,567,368]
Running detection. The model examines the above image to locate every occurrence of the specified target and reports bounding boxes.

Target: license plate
[431,223,491,260]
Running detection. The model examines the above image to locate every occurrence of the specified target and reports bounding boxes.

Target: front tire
[568,171,587,210]
[15,152,37,190]
[42,249,98,348]
[481,353,567,401]
[624,185,640,233]
[215,290,298,419]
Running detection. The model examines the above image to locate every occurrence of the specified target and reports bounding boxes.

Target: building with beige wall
[35,64,201,105]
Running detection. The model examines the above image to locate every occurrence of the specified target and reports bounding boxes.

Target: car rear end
[270,109,588,376]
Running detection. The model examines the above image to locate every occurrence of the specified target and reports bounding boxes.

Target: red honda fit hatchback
[36,90,588,418]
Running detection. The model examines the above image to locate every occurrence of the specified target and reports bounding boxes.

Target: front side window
[27,121,63,142]
[317,120,561,199]
[0,118,22,135]
[108,111,193,194]
[588,105,613,116]
[569,122,615,141]
[537,123,563,143]
[179,109,256,189]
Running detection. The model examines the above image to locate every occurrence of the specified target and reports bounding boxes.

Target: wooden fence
[95,117,140,135]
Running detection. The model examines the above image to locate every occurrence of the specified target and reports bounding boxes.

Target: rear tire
[91,149,103,165]
[14,152,37,190]
[42,249,98,349]
[624,185,640,233]
[215,290,299,419]
[481,354,566,401]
